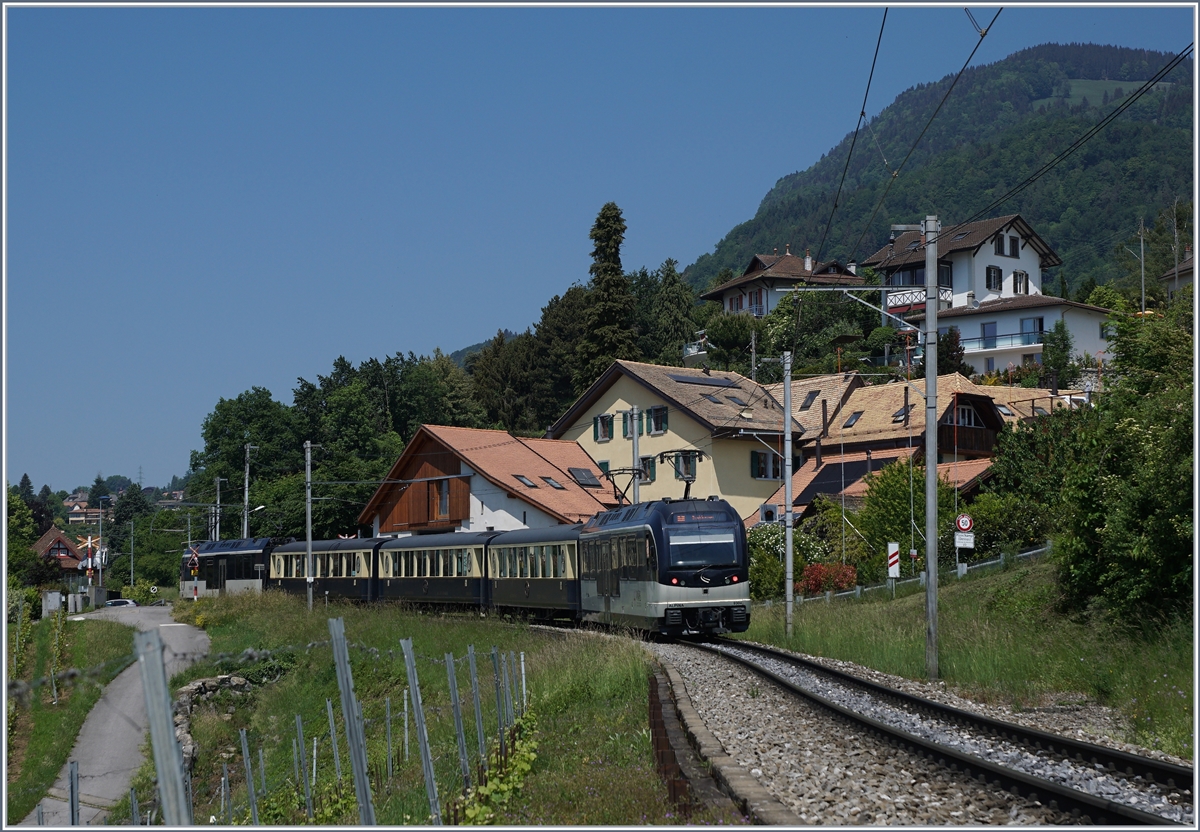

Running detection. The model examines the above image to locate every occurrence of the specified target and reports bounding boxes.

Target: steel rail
[719,638,1194,793]
[684,640,1186,826]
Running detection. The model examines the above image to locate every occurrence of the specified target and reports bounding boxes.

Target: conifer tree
[651,259,697,365]
[575,203,640,391]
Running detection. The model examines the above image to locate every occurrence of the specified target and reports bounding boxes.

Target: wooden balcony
[938,424,995,455]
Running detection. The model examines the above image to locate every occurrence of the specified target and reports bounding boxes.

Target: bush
[799,563,857,595]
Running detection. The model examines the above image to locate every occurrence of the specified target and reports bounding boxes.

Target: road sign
[955,531,975,548]
[150,585,158,594]
[955,513,973,532]
[887,542,900,578]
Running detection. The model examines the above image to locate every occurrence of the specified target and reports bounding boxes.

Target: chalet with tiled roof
[358,425,618,536]
[699,246,864,319]
[761,371,865,443]
[31,527,90,590]
[546,360,802,521]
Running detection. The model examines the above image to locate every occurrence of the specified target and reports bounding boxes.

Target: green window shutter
[750,450,759,478]
[638,411,644,435]
[661,408,668,431]
[647,458,656,482]
[598,460,609,474]
[593,416,599,441]
[622,412,629,438]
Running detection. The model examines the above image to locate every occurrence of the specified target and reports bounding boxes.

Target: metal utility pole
[629,405,640,504]
[305,441,314,612]
[242,443,258,538]
[922,215,941,680]
[783,351,794,638]
[130,521,135,587]
[1140,217,1146,314]
[98,496,105,588]
[214,477,227,541]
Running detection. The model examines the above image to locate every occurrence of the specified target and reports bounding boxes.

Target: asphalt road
[14,604,209,826]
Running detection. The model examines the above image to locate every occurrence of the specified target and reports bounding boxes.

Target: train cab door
[600,537,620,623]
[217,559,227,595]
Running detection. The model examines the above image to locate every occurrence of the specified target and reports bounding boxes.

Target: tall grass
[162,592,747,825]
[741,560,1193,759]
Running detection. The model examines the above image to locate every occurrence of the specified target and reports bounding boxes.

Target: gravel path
[709,642,1192,824]
[650,642,1073,824]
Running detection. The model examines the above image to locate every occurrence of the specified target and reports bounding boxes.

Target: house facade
[545,361,802,522]
[909,295,1112,375]
[31,527,89,591]
[358,425,618,536]
[860,214,1063,316]
[1160,245,1193,301]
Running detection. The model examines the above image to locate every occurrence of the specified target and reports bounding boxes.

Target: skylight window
[799,390,819,411]
[952,232,969,241]
[891,404,915,423]
[1033,406,1049,417]
[728,395,749,406]
[907,240,920,250]
[541,476,565,490]
[843,411,864,428]
[513,475,537,488]
[996,404,1014,417]
[568,467,601,488]
[702,393,722,404]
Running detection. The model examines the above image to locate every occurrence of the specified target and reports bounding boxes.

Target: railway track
[672,637,1192,825]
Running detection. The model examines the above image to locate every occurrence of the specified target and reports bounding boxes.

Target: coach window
[295,554,305,578]
[646,533,658,573]
[516,546,526,578]
[559,545,568,578]
[541,545,551,578]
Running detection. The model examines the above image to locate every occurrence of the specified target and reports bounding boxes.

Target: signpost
[955,514,974,570]
[887,542,900,579]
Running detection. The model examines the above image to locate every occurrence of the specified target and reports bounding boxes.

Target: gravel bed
[711,642,1192,824]
[649,642,1073,825]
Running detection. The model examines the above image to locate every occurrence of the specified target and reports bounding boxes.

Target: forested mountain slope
[683,43,1193,296]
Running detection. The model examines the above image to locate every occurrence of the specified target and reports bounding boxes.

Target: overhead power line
[847,7,1003,263]
[813,8,888,265]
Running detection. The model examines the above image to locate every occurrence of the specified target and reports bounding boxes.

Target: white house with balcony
[907,295,1113,376]
[860,214,1062,316]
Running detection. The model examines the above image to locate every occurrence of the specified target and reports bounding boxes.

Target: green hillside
[683,43,1193,296]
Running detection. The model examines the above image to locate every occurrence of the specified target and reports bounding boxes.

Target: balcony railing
[885,287,954,309]
[747,303,765,318]
[683,340,707,358]
[959,332,1043,353]
[938,424,996,454]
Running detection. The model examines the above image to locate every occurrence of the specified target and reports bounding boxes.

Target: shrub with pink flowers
[797,562,857,596]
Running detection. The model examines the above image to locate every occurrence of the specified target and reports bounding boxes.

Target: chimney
[774,247,778,256]
[805,248,813,272]
[967,290,976,309]
[821,398,828,438]
[785,243,791,256]
[866,448,872,471]
[848,261,857,275]
[815,437,822,467]
[1187,244,1193,258]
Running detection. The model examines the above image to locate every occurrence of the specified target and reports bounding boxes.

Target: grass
[741,559,1193,759]
[6,615,137,823]
[103,591,748,825]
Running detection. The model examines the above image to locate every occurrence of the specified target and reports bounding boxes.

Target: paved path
[15,605,209,826]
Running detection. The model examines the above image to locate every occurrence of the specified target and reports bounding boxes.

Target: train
[180,496,750,636]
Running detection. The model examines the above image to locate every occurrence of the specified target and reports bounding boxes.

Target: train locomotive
[180,496,750,635]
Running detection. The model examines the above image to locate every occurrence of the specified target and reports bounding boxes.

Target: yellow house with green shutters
[545,360,802,523]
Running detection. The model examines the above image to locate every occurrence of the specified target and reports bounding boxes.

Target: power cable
[847,8,1003,263]
[813,8,889,266]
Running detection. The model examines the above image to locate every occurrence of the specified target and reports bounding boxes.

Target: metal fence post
[130,786,139,826]
[312,736,318,789]
[259,745,266,795]
[328,618,376,825]
[296,715,313,819]
[222,762,231,825]
[501,652,514,726]
[68,761,79,825]
[404,687,410,762]
[385,696,394,779]
[326,697,343,781]
[468,646,486,770]
[401,637,442,825]
[240,728,259,825]
[446,652,471,792]
[490,646,506,761]
[292,737,300,788]
[133,629,189,826]
[520,651,527,715]
[36,802,44,826]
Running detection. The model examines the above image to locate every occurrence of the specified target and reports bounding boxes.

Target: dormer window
[994,234,1005,256]
[513,475,537,488]
[799,390,819,411]
[843,411,864,428]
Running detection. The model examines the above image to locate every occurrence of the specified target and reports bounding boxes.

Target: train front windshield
[665,509,740,567]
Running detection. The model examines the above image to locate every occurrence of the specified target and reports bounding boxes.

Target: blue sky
[4,3,1195,493]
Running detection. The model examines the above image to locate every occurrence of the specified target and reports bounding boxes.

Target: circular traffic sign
[956,513,973,532]
[150,585,158,594]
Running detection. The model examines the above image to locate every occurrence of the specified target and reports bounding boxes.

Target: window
[985,357,995,373]
[674,452,698,480]
[750,450,783,480]
[1013,270,1029,294]
[1022,353,1042,365]
[891,404,915,423]
[1100,322,1113,340]
[593,414,614,442]
[1033,406,1049,416]
[597,461,609,475]
[647,405,668,434]
[1020,317,1043,346]
[621,410,642,438]
[436,481,449,517]
[799,390,819,411]
[952,232,969,242]
[994,234,1005,256]
[727,395,748,406]
[639,456,657,483]
[702,393,721,404]
[955,404,982,427]
[513,475,537,488]
[541,476,565,489]
[986,266,1002,291]
[995,403,1014,416]
[843,410,864,428]
[981,322,997,349]
[1009,236,1019,257]
[938,262,953,288]
[569,467,601,488]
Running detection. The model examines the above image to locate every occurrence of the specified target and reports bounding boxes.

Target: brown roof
[32,527,85,566]
[860,214,1062,271]
[906,294,1112,322]
[360,425,618,526]
[752,447,919,521]
[971,383,1086,421]
[761,372,865,439]
[822,373,1004,448]
[1159,253,1193,282]
[699,251,864,301]
[546,360,799,440]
